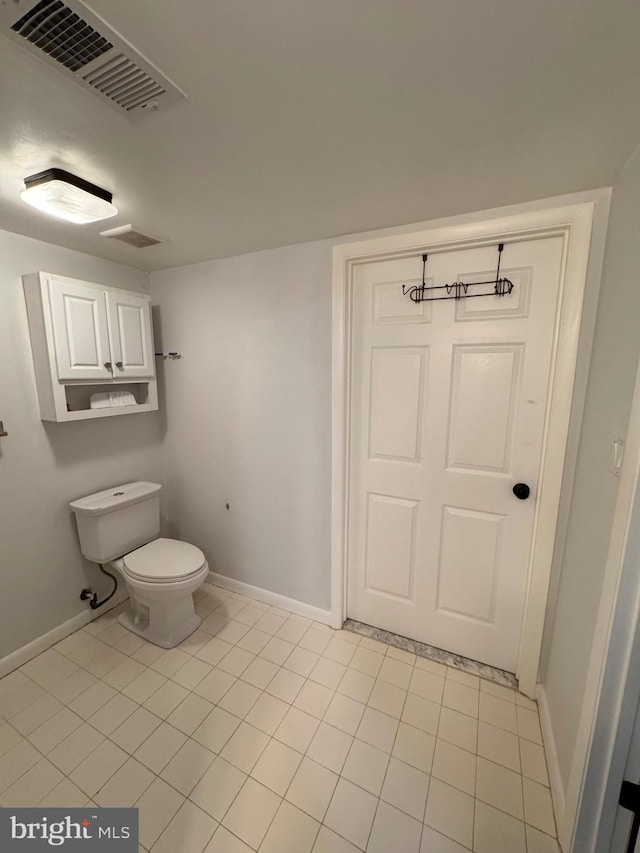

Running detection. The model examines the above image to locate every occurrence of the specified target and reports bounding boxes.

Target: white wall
[149,190,610,621]
[542,142,640,799]
[151,240,332,610]
[0,229,163,660]
[574,409,640,850]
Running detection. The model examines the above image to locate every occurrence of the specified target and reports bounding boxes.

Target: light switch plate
[610,437,625,476]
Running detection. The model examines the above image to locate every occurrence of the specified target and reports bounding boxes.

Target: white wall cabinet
[24,272,158,422]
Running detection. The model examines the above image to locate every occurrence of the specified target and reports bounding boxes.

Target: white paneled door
[347,238,564,672]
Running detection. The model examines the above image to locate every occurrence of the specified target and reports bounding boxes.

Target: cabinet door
[106,290,155,378]
[48,276,113,380]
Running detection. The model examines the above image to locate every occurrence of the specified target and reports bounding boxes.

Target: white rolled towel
[89,392,112,409]
[109,391,137,407]
[89,391,137,409]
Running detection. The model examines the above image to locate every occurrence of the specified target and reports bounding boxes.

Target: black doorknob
[513,483,531,500]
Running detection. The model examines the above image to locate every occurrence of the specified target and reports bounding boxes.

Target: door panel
[455,266,532,321]
[348,239,563,671]
[447,344,523,474]
[437,506,503,622]
[372,278,432,324]
[48,276,112,381]
[369,347,426,461]
[365,493,418,601]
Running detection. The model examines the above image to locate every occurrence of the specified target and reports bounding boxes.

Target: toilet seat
[123,537,206,583]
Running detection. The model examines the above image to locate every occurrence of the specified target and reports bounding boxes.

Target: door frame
[331,201,595,697]
[568,350,640,851]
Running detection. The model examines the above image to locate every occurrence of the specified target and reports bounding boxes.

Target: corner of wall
[537,683,569,847]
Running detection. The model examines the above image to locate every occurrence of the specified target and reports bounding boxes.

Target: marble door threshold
[343,618,518,689]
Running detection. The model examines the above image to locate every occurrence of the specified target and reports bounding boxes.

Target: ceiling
[1,0,640,272]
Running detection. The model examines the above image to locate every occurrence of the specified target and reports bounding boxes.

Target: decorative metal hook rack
[401,243,514,303]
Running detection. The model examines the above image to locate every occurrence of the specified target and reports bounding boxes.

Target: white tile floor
[0,584,560,852]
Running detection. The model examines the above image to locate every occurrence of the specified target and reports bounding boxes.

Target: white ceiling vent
[1,0,186,119]
[100,224,166,248]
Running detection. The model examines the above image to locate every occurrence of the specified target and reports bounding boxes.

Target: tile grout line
[0,585,559,852]
[342,662,414,853]
[4,665,551,829]
[14,604,366,846]
[431,676,474,851]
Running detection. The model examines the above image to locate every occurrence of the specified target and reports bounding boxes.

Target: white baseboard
[537,683,567,846]
[0,573,330,683]
[206,571,332,625]
[0,593,128,680]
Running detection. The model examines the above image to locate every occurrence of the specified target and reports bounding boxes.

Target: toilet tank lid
[70,482,162,516]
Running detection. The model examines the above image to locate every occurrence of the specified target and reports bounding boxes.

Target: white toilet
[70,481,209,648]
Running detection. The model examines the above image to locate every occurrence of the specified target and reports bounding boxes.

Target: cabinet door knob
[115,361,123,369]
[104,361,112,370]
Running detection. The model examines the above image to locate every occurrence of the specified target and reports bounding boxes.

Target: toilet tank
[70,481,162,563]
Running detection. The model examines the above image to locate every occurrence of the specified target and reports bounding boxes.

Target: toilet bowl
[70,482,209,649]
[112,537,209,648]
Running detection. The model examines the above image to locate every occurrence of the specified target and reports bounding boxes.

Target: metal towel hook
[402,243,514,303]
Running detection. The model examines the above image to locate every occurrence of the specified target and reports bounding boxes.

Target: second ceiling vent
[1,0,186,119]
[100,224,165,248]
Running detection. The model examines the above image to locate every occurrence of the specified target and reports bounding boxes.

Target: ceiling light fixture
[20,168,118,224]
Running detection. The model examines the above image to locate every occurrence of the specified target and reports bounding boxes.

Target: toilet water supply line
[80,564,118,610]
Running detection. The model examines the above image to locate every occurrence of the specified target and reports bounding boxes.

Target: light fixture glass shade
[20,170,118,224]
